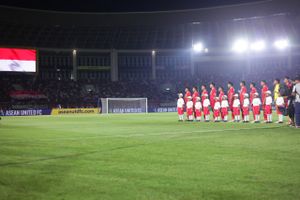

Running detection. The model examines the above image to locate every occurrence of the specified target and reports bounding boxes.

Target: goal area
[100,98,148,114]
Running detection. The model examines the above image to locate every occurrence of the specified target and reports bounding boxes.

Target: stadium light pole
[110,49,118,82]
[151,50,156,80]
[72,49,77,81]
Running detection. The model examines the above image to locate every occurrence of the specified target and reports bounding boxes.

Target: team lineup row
[177,80,289,123]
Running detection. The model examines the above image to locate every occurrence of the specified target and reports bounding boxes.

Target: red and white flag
[0,48,36,72]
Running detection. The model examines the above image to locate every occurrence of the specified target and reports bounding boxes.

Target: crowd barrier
[3,109,51,116]
[2,108,101,116]
[1,107,177,116]
[148,107,177,113]
[51,108,101,115]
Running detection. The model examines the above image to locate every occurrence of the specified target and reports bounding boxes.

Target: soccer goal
[100,98,148,114]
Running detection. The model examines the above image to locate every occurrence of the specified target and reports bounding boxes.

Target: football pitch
[0,113,300,200]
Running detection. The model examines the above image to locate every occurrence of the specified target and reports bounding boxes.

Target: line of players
[177,81,285,123]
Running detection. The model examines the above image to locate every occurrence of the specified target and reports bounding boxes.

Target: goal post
[100,98,148,114]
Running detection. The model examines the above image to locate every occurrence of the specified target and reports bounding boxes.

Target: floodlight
[193,42,204,52]
[232,39,249,53]
[274,39,290,50]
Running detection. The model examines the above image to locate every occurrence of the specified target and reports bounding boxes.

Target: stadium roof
[0,0,299,26]
[0,0,260,13]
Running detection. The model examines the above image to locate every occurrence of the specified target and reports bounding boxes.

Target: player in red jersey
[184,87,191,104]
[260,80,269,122]
[249,82,257,104]
[201,85,208,104]
[192,86,199,118]
[239,81,247,118]
[249,82,257,119]
[218,87,225,102]
[210,82,217,111]
[192,86,199,105]
[227,82,235,121]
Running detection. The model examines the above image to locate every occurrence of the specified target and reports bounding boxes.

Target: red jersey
[210,87,217,102]
[192,91,199,104]
[184,91,191,103]
[210,87,217,108]
[240,86,247,105]
[201,90,208,97]
[219,91,224,102]
[227,87,235,105]
[250,87,257,104]
[201,90,208,104]
[261,85,268,104]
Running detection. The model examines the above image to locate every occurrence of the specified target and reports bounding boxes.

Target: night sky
[0,0,260,12]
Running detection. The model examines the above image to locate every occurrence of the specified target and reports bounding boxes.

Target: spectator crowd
[0,63,300,127]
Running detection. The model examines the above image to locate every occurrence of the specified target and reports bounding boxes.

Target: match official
[293,76,300,128]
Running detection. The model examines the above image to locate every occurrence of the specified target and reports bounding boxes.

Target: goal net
[100,98,148,114]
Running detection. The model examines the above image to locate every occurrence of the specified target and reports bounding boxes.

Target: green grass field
[0,113,300,200]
